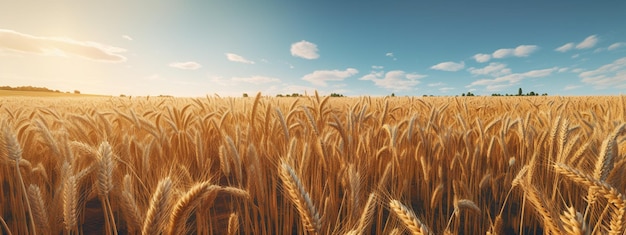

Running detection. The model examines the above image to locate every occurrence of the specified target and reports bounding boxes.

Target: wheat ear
[143,177,173,235]
[62,175,78,232]
[228,212,239,235]
[560,206,585,235]
[3,125,38,234]
[97,141,117,235]
[554,163,626,234]
[588,123,626,205]
[389,199,431,235]
[519,179,562,234]
[168,181,220,235]
[279,161,322,234]
[121,175,142,233]
[355,193,377,233]
[27,184,49,231]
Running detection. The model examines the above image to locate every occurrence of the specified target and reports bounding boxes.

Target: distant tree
[542,93,548,96]
[391,93,395,97]
[276,94,284,97]
[74,90,80,94]
[243,93,249,97]
[120,94,126,97]
[518,88,523,96]
[330,93,344,97]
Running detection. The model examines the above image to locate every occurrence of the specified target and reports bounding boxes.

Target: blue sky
[1,0,626,97]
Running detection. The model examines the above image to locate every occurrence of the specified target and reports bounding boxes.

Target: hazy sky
[1,0,626,97]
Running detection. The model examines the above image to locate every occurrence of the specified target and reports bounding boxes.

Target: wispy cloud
[386,52,397,60]
[492,45,538,59]
[291,40,319,59]
[555,43,575,52]
[0,28,126,62]
[360,70,426,91]
[609,42,625,51]
[225,53,255,64]
[473,53,491,63]
[576,35,598,49]
[302,68,358,86]
[169,61,202,70]
[579,57,626,89]
[372,65,384,70]
[431,61,465,71]
[232,75,280,84]
[467,67,559,91]
[467,63,511,77]
[122,35,133,41]
[556,35,599,52]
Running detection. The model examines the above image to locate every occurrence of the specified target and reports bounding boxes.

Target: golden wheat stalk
[62,175,78,233]
[389,199,430,235]
[27,184,49,231]
[228,212,239,235]
[355,193,377,233]
[3,125,37,234]
[279,161,322,234]
[560,206,585,235]
[143,177,173,235]
[168,181,219,235]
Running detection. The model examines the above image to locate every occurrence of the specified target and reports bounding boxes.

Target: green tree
[243,93,249,97]
[518,88,522,96]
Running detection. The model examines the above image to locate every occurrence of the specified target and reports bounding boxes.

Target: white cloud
[232,76,280,84]
[576,35,598,49]
[514,45,539,57]
[386,52,397,60]
[468,67,558,89]
[431,61,465,71]
[579,57,626,89]
[493,45,538,58]
[555,43,575,52]
[572,54,580,59]
[492,48,514,59]
[225,53,255,64]
[291,40,319,59]
[467,63,511,77]
[564,85,582,90]
[609,42,625,51]
[372,65,384,70]
[572,68,584,73]
[558,68,569,73]
[0,28,126,62]
[473,53,491,63]
[359,70,426,91]
[302,68,358,86]
[169,61,202,70]
[122,35,133,41]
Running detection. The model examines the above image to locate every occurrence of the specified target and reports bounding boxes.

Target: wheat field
[1,93,626,234]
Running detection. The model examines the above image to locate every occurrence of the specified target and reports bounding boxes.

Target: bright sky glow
[1,0,626,97]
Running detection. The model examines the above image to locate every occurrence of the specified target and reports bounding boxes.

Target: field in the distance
[1,94,625,234]
[0,89,106,97]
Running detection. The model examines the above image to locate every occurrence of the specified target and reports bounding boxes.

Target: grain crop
[1,94,626,234]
